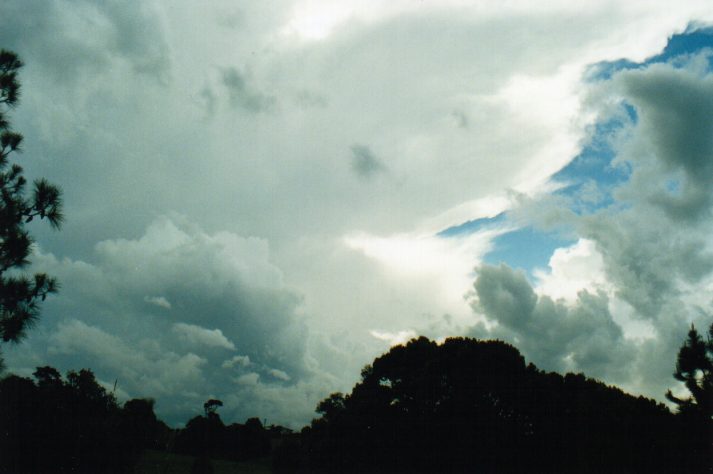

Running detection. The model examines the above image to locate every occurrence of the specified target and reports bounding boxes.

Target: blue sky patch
[438,27,712,279]
[585,25,713,81]
[437,212,507,237]
[483,227,576,275]
[552,117,632,215]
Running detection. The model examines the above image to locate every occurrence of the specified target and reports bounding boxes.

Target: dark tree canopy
[173,405,271,463]
[0,49,62,361]
[0,366,168,473]
[301,336,687,473]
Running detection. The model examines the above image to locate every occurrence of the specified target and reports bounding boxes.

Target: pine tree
[666,323,713,419]
[0,49,62,365]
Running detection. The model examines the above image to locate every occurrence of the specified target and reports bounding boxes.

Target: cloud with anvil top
[2,0,713,427]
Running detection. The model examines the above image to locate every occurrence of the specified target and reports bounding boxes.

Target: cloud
[0,0,171,83]
[4,0,713,426]
[573,54,713,319]
[349,144,386,178]
[534,239,609,302]
[221,67,276,113]
[172,323,236,351]
[5,216,327,426]
[469,38,713,402]
[48,319,208,398]
[222,355,251,369]
[268,368,291,381]
[472,263,635,383]
[145,295,172,309]
[369,329,417,346]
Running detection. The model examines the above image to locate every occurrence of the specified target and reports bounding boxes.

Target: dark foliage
[300,336,693,473]
[0,50,62,366]
[0,366,168,473]
[173,403,273,463]
[665,322,713,470]
[666,323,713,415]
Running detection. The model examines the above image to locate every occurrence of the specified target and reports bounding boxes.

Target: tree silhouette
[302,336,679,473]
[0,366,145,473]
[665,322,713,471]
[0,49,62,366]
[204,398,223,417]
[666,322,713,418]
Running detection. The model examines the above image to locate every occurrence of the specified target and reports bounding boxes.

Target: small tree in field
[0,50,62,364]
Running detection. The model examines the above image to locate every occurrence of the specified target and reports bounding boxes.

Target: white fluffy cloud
[172,323,236,351]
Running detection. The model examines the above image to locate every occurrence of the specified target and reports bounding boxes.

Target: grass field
[135,450,272,474]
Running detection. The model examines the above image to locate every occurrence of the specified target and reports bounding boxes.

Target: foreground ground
[136,450,272,474]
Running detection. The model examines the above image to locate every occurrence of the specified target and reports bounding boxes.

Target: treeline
[0,366,290,473]
[0,367,170,473]
[285,337,710,473]
[1,335,711,473]
[173,409,288,462]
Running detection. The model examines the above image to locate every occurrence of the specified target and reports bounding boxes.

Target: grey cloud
[222,67,276,113]
[5,1,662,258]
[222,355,251,369]
[0,0,171,83]
[5,216,329,426]
[492,50,713,401]
[47,319,208,398]
[516,55,713,321]
[350,144,386,178]
[472,264,634,382]
[615,62,713,221]
[4,0,711,426]
[292,90,329,108]
[451,110,469,129]
[98,1,172,79]
[572,58,713,317]
[200,85,218,116]
[578,212,713,318]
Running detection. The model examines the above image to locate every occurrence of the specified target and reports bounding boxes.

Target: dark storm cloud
[0,0,171,82]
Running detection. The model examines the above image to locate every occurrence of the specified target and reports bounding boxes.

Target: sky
[2,0,713,428]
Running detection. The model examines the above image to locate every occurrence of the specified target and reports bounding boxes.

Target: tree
[315,392,346,422]
[666,322,713,419]
[204,398,223,417]
[0,49,62,365]
[665,323,713,472]
[303,336,678,473]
